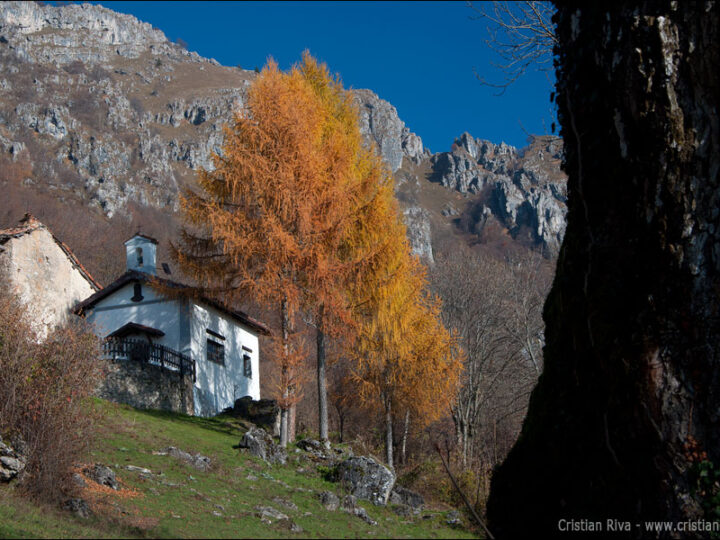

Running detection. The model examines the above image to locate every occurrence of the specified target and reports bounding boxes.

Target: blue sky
[90,1,556,152]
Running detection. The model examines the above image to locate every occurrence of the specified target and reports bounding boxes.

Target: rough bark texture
[317,320,329,443]
[487,2,720,537]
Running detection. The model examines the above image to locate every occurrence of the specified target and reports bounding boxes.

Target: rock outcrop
[63,497,92,519]
[430,132,567,255]
[0,1,249,217]
[224,396,280,438]
[402,206,434,263]
[82,463,118,490]
[0,1,566,260]
[236,426,287,465]
[157,446,211,471]
[353,89,428,173]
[0,435,26,482]
[389,485,424,512]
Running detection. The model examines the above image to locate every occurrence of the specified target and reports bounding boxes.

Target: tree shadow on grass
[121,407,248,439]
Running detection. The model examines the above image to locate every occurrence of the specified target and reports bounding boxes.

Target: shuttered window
[243,354,252,378]
[207,339,225,366]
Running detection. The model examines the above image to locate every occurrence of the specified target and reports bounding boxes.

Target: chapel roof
[73,269,271,336]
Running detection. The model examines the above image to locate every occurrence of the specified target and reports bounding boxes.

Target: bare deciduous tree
[503,251,551,375]
[469,1,557,93]
[431,245,552,473]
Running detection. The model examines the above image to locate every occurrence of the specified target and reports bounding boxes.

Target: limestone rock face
[403,206,434,263]
[430,133,567,255]
[353,89,427,172]
[1,1,175,65]
[0,1,249,217]
[0,1,566,261]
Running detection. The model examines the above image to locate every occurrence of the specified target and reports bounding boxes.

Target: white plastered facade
[83,282,260,416]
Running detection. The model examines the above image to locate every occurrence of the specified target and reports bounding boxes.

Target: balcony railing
[103,337,195,381]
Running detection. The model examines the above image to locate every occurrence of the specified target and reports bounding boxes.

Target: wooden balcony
[103,337,195,381]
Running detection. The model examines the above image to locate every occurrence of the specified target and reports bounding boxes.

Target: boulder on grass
[318,490,340,511]
[254,505,289,522]
[160,446,211,471]
[226,396,280,437]
[83,464,117,490]
[340,494,378,525]
[389,485,424,512]
[63,498,92,519]
[296,438,333,460]
[334,456,395,506]
[237,426,287,465]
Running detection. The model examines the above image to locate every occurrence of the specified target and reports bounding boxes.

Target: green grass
[0,399,477,538]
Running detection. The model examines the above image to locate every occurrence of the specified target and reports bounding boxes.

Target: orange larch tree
[346,181,464,468]
[173,58,334,446]
[297,53,402,445]
[172,53,388,446]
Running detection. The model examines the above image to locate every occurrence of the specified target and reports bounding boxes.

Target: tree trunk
[279,298,290,448]
[280,407,289,447]
[487,2,720,536]
[317,308,329,444]
[385,398,394,469]
[401,410,410,465]
[288,403,296,443]
[462,422,470,469]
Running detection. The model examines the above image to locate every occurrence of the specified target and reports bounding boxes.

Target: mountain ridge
[0,0,567,262]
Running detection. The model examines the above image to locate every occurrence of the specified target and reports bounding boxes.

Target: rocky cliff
[430,132,567,254]
[0,1,566,261]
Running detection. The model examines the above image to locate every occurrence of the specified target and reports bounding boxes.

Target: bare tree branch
[469,1,557,94]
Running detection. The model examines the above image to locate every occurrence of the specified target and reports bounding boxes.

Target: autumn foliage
[347,197,464,466]
[173,52,461,458]
[0,291,102,501]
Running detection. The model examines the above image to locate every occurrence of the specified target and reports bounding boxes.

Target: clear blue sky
[90,1,556,152]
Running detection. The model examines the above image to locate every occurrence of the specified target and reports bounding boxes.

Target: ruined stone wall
[96,358,194,415]
[0,226,97,339]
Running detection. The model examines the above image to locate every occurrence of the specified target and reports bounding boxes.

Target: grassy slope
[0,399,476,539]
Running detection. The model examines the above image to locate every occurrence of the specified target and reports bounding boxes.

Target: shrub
[0,292,102,501]
[88,64,110,82]
[129,96,145,117]
[62,60,86,76]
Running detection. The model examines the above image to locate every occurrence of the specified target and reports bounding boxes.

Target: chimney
[124,233,158,275]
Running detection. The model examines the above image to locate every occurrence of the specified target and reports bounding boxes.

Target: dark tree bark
[487,2,720,537]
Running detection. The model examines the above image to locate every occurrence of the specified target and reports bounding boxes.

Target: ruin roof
[0,213,102,290]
